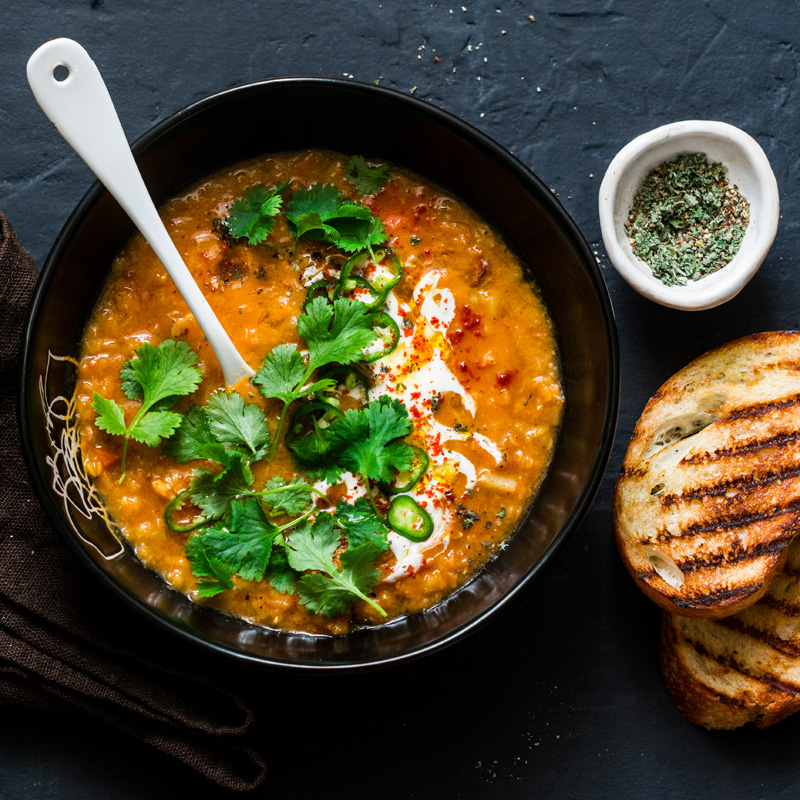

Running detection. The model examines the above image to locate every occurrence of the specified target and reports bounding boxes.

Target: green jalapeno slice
[314,364,370,406]
[338,275,383,309]
[165,489,214,533]
[304,279,337,309]
[336,249,403,306]
[386,495,434,542]
[284,401,344,446]
[367,248,402,295]
[361,311,400,363]
[380,445,429,495]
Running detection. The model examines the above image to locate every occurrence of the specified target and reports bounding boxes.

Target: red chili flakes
[460,305,481,331]
[410,391,421,400]
[496,369,517,388]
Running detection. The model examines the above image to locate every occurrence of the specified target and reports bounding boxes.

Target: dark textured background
[2,1,799,797]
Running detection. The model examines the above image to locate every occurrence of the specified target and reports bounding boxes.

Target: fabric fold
[0,212,267,792]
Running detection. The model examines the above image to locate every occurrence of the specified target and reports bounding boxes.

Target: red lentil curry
[75,150,563,635]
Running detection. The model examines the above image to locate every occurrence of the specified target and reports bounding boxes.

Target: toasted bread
[615,331,800,618]
[660,537,800,729]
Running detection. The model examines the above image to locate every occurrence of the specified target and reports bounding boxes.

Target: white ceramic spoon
[26,38,255,386]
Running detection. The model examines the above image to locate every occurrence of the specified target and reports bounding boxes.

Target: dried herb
[456,504,481,530]
[624,152,749,286]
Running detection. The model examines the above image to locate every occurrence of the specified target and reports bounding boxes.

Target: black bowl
[20,78,619,670]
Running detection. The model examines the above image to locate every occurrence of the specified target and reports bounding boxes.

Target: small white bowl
[598,120,779,310]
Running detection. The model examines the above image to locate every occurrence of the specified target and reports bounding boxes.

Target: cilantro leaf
[287,396,416,485]
[92,339,202,481]
[295,572,359,618]
[284,183,386,257]
[334,215,388,255]
[334,497,389,550]
[120,339,201,409]
[185,534,235,597]
[252,344,307,404]
[217,497,278,581]
[285,513,386,618]
[285,514,340,573]
[300,297,377,372]
[164,405,230,464]
[92,395,127,437]
[253,299,375,460]
[344,156,392,196]
[205,391,270,456]
[265,544,298,595]
[260,476,314,516]
[126,410,183,447]
[188,456,254,520]
[330,396,415,483]
[287,421,343,484]
[225,183,288,245]
[286,513,386,619]
[285,183,346,238]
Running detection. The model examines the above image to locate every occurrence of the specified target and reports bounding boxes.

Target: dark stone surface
[2,1,800,797]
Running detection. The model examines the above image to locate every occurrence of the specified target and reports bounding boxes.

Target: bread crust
[615,331,800,618]
[660,538,800,729]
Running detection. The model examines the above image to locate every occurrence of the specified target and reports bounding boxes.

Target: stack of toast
[614,331,800,729]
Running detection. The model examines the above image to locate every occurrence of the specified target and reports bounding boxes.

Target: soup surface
[74,150,563,635]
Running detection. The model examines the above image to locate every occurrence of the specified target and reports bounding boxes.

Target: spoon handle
[26,38,255,386]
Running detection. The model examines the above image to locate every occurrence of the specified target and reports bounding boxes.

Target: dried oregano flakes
[625,152,750,287]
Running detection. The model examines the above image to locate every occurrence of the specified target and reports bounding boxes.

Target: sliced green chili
[304,279,337,309]
[380,445,429,495]
[386,495,434,542]
[361,311,400,363]
[338,275,383,308]
[367,248,402,296]
[165,489,214,533]
[336,249,402,306]
[284,401,344,446]
[314,364,370,406]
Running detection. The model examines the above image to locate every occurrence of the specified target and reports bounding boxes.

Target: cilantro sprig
[224,182,289,245]
[166,391,322,536]
[290,395,415,480]
[289,395,417,521]
[253,296,377,458]
[285,513,387,618]
[284,183,388,259]
[92,340,202,482]
[344,156,393,196]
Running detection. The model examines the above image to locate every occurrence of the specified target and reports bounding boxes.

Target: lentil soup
[75,150,563,635]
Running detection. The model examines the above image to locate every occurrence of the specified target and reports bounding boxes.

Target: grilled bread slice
[615,331,800,618]
[661,537,800,729]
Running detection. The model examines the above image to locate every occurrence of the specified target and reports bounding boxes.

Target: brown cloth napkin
[0,213,267,792]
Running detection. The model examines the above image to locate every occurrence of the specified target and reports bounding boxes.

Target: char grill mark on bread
[615,331,800,618]
[660,539,800,729]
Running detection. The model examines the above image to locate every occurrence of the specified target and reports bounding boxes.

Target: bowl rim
[598,119,779,311]
[19,76,620,670]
